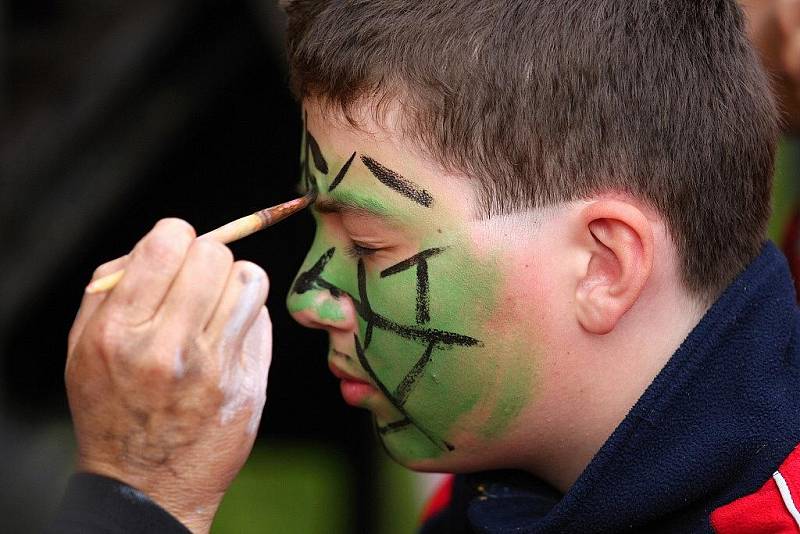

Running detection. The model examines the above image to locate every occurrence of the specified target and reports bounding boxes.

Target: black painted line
[367,312,480,347]
[416,259,430,324]
[291,247,335,295]
[354,334,446,450]
[364,322,374,349]
[360,155,433,207]
[292,251,480,348]
[380,247,446,278]
[301,110,313,191]
[354,335,397,408]
[290,248,468,453]
[377,418,412,435]
[328,151,356,192]
[380,247,447,325]
[307,131,328,174]
[358,259,375,349]
[302,149,311,192]
[394,341,436,406]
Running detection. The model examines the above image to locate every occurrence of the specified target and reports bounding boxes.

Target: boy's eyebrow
[313,196,392,219]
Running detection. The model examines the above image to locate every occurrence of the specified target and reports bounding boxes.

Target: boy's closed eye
[346,242,381,258]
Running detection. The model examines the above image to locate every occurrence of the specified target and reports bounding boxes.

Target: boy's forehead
[302,121,436,210]
[307,155,435,221]
[305,98,423,171]
[303,101,482,222]
[321,154,434,206]
[304,95,405,138]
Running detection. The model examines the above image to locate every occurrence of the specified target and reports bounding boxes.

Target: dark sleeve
[45,473,191,534]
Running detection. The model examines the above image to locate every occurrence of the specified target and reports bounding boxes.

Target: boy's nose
[287,287,359,332]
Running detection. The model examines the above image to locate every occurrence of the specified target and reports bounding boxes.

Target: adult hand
[65,218,271,533]
[741,0,800,132]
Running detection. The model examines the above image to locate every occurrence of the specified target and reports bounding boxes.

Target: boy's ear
[574,200,654,335]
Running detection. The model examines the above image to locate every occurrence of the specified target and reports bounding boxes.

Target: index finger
[68,255,129,358]
[102,218,195,326]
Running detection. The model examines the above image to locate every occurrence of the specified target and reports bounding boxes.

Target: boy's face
[287,101,551,470]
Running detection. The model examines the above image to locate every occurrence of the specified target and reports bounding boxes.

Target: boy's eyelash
[346,243,380,258]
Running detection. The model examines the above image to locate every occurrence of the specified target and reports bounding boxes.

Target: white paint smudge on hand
[218,278,271,434]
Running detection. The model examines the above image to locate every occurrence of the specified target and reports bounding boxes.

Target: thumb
[236,306,272,434]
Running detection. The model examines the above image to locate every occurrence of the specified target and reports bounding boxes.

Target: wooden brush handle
[84,194,312,294]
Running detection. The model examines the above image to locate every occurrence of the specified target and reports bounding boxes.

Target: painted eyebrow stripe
[328,151,356,192]
[360,155,434,207]
[307,131,328,174]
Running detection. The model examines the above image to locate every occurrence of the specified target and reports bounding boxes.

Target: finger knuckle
[154,218,196,240]
[89,318,124,360]
[126,342,184,383]
[235,261,268,289]
[139,232,186,270]
[185,338,224,381]
[193,238,233,265]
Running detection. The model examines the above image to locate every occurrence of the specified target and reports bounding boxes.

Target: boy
[52,1,800,532]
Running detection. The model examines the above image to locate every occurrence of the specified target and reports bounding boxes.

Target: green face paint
[286,114,537,467]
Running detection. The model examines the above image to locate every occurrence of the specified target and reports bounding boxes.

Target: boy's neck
[554,291,706,491]
[511,240,709,492]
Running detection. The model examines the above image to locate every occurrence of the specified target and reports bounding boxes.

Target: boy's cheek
[373,335,538,469]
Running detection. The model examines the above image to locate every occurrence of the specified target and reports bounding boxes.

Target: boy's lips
[328,358,379,406]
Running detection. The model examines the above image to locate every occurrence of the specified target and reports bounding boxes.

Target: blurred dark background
[0,1,431,532]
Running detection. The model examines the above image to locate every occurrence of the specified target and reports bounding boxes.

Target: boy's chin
[375,422,482,474]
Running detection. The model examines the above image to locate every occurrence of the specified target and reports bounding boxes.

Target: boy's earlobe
[574,200,654,335]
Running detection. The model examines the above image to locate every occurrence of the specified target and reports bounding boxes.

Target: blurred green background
[213,442,429,534]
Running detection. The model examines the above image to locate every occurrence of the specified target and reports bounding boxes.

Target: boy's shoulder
[711,443,800,533]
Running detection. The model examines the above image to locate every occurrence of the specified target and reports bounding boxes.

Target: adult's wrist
[48,472,192,533]
[75,459,222,534]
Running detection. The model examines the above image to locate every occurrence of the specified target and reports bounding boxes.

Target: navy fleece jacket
[49,242,800,533]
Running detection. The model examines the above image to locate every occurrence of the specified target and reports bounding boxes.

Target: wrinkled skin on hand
[65,218,272,533]
[742,0,800,132]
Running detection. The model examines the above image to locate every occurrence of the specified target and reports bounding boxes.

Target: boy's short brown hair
[284,0,779,302]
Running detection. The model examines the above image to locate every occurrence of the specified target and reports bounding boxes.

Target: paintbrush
[85,193,315,294]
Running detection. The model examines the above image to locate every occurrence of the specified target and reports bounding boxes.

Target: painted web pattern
[292,248,481,452]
